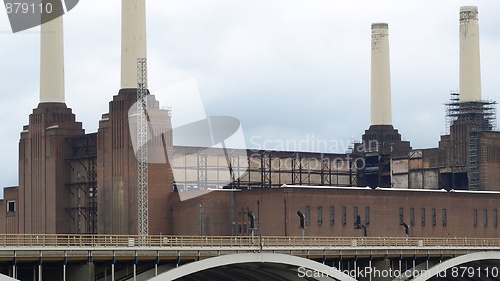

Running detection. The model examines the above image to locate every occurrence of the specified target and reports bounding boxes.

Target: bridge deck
[0,235,498,262]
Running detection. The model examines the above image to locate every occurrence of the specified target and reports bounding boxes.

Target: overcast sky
[1,0,500,191]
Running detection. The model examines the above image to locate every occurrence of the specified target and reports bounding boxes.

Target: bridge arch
[412,251,500,281]
[150,252,357,281]
[0,273,18,281]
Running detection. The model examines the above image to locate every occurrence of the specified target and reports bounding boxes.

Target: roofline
[281,185,500,194]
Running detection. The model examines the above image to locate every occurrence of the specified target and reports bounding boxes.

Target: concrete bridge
[0,234,499,280]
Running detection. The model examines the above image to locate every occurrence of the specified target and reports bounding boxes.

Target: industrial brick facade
[1,4,500,240]
[2,105,500,237]
[97,89,173,235]
[170,187,500,238]
[13,103,84,234]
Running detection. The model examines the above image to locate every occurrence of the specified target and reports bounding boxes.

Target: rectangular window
[494,209,498,228]
[474,209,478,227]
[399,208,404,224]
[432,208,436,226]
[421,208,425,226]
[353,207,358,226]
[342,207,347,225]
[365,207,370,225]
[330,207,335,225]
[318,206,323,225]
[7,201,15,213]
[484,209,488,227]
[442,209,447,226]
[410,208,415,226]
[305,206,311,227]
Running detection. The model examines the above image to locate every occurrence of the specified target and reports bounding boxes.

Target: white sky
[1,0,500,190]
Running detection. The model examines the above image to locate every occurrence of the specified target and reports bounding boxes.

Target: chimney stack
[121,0,147,89]
[39,6,65,103]
[371,23,392,125]
[459,6,481,102]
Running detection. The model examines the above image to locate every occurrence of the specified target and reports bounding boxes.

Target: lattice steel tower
[137,58,149,236]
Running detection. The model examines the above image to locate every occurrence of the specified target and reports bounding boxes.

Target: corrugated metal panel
[424,170,439,189]
[392,174,408,188]
[409,171,423,189]
[392,159,408,174]
[409,158,423,170]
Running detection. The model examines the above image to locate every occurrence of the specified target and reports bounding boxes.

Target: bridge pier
[346,260,371,281]
[66,262,95,281]
[370,259,391,281]
[10,265,16,279]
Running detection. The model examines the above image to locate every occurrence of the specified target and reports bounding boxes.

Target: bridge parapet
[0,234,499,249]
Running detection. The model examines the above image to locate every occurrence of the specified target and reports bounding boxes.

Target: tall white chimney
[371,23,392,125]
[39,10,65,103]
[121,0,147,89]
[459,6,481,102]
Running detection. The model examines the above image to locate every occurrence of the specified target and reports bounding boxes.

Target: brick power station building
[1,3,500,239]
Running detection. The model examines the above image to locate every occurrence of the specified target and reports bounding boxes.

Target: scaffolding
[445,92,497,133]
[137,58,148,236]
[64,135,97,234]
[444,92,497,190]
[171,147,357,190]
[469,130,480,190]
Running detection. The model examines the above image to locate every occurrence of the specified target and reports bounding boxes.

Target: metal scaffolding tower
[444,92,497,190]
[445,92,497,133]
[469,130,480,190]
[64,135,98,234]
[137,58,148,236]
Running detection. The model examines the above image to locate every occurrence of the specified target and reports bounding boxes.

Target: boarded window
[342,207,347,225]
[494,209,498,228]
[473,209,478,227]
[330,207,335,225]
[318,206,323,225]
[353,207,358,226]
[305,206,310,227]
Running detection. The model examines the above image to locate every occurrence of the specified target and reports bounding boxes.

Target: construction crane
[137,58,148,236]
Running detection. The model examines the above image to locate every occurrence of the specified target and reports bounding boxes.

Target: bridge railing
[0,234,499,248]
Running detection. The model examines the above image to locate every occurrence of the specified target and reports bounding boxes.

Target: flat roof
[280,184,500,194]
